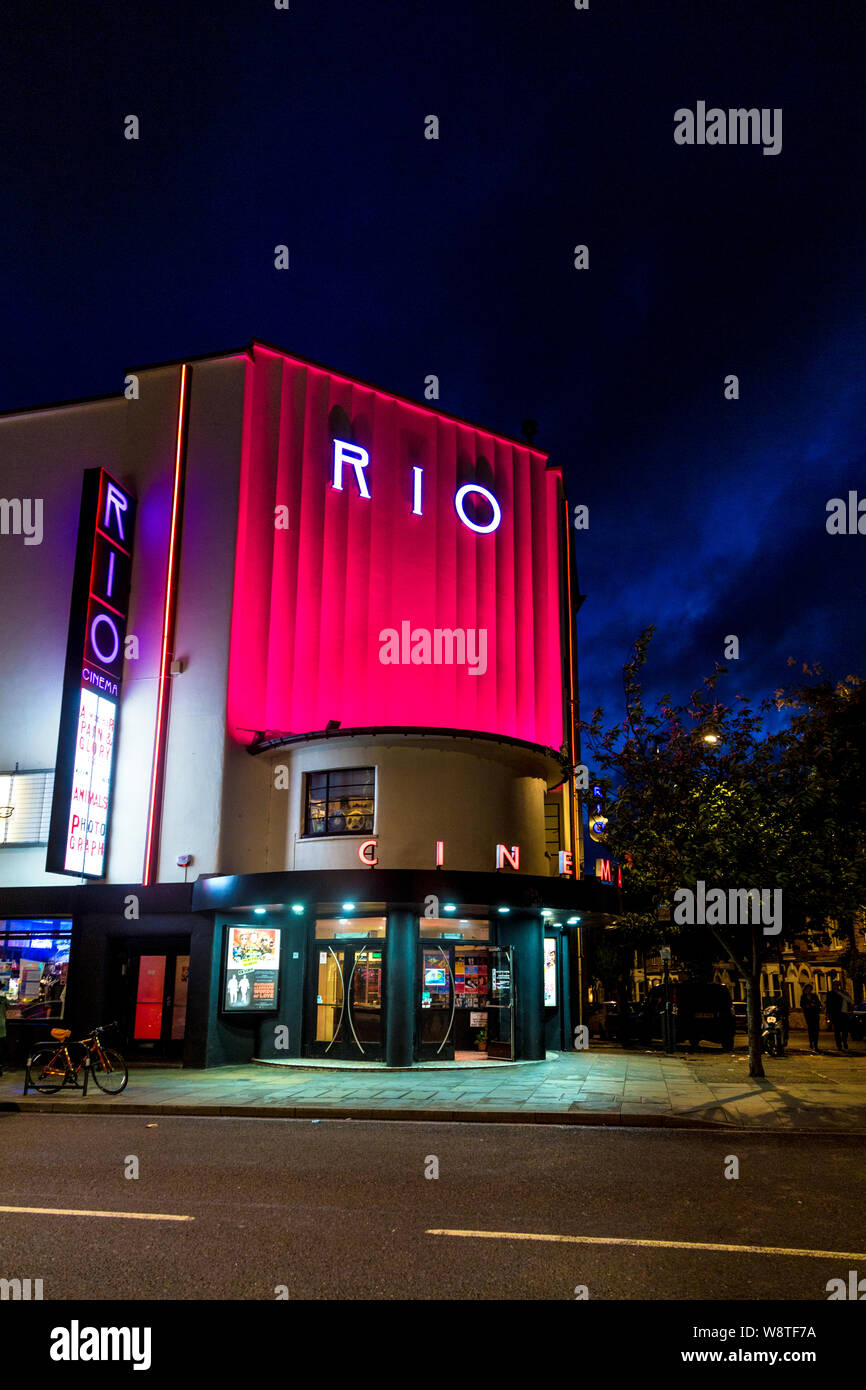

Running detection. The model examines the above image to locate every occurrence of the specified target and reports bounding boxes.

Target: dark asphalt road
[0,1113,862,1301]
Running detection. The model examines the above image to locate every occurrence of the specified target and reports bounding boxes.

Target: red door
[133,955,166,1040]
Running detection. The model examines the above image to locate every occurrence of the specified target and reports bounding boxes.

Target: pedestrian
[614,976,632,1049]
[774,990,790,1047]
[825,980,853,1053]
[800,983,822,1053]
[0,985,8,1077]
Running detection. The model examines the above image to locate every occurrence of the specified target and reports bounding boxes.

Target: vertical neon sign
[47,469,137,877]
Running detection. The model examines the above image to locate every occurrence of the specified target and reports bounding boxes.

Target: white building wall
[0,394,132,886]
[155,357,247,881]
[0,358,246,888]
[107,366,191,882]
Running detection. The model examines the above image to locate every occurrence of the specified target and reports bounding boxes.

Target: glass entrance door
[416,943,497,1060]
[417,944,455,1059]
[485,945,515,1060]
[308,941,385,1060]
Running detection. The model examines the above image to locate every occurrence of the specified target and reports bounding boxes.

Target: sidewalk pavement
[2,1041,865,1131]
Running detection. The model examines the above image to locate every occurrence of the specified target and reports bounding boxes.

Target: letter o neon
[90,613,120,666]
[454,484,501,534]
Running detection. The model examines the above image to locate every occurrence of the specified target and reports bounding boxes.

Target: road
[0,1112,862,1300]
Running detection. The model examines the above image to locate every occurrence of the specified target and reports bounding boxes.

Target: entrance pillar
[497,911,545,1060]
[255,921,307,1062]
[385,909,417,1067]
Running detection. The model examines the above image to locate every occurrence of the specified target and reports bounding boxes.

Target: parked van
[640,981,735,1051]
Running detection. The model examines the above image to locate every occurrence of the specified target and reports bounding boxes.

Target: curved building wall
[217,733,562,878]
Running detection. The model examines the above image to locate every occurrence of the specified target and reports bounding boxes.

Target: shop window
[419,918,490,940]
[0,921,71,1020]
[315,917,387,939]
[304,768,374,836]
[0,770,54,846]
[453,946,490,1009]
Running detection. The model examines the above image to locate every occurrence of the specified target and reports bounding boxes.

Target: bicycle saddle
[50,1028,71,1041]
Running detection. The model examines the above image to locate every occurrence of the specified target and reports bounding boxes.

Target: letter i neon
[412,466,423,515]
[106,549,116,598]
[436,840,444,866]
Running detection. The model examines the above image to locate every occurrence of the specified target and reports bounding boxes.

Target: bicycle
[25,1022,128,1096]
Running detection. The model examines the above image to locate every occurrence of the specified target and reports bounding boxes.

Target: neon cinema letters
[331,438,502,533]
[358,840,583,878]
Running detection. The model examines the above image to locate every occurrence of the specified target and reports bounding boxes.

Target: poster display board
[544,936,557,1007]
[223,925,281,1012]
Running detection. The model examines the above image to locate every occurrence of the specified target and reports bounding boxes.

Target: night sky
[3,0,864,731]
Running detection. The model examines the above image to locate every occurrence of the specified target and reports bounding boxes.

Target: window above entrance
[304,768,375,837]
[316,917,387,939]
[420,918,490,940]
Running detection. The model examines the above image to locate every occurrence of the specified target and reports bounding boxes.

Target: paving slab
[2,1042,865,1131]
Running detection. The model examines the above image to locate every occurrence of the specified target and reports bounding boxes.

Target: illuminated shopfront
[0,921,71,1022]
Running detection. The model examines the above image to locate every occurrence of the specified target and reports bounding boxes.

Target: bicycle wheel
[26,1047,68,1094]
[90,1047,128,1094]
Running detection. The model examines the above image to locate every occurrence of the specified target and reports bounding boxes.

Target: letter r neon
[103,481,129,540]
[332,439,371,498]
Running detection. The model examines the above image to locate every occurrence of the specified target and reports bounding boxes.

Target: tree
[769,667,866,997]
[581,630,842,1077]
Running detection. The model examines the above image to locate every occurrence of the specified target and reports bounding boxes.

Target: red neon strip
[88,593,126,620]
[252,343,550,458]
[565,509,579,869]
[93,526,132,558]
[143,362,188,885]
[86,479,104,598]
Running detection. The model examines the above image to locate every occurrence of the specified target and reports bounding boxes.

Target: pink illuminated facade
[228,347,566,748]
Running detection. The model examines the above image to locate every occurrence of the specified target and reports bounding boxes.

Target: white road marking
[426,1230,866,1260]
[0,1205,192,1222]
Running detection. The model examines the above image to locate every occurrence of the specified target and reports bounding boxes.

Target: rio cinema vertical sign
[47,469,137,877]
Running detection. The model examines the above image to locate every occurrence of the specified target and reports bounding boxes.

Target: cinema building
[0,342,618,1069]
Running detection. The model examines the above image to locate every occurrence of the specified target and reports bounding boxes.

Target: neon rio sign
[331,438,502,533]
[47,469,137,878]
